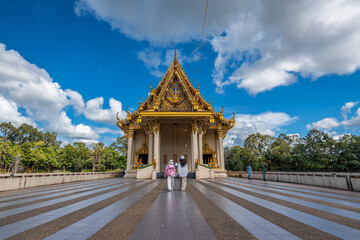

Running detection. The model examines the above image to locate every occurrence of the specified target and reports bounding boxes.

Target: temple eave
[138,111,213,117]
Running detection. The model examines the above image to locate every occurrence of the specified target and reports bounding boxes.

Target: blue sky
[0,0,360,146]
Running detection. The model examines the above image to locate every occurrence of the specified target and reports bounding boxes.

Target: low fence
[227,171,360,191]
[0,172,121,191]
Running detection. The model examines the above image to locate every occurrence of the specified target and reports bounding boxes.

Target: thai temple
[116,49,234,179]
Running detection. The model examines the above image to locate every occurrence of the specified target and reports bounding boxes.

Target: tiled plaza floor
[0,177,359,239]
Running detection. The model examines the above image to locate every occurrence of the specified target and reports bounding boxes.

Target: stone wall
[0,172,120,191]
[227,171,360,191]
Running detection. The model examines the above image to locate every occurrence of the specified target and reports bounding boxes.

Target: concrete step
[156,172,196,179]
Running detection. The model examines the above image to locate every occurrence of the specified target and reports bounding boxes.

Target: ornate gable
[140,57,210,113]
[160,77,191,111]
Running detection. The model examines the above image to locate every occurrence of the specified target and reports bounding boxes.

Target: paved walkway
[0,177,359,239]
[130,186,215,240]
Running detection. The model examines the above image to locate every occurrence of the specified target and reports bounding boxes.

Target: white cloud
[224,112,297,146]
[74,0,242,45]
[76,0,360,95]
[0,96,35,127]
[341,101,358,119]
[306,117,340,130]
[211,0,360,94]
[0,43,68,114]
[342,107,360,128]
[84,97,126,124]
[223,134,237,148]
[73,139,99,146]
[66,89,85,114]
[94,127,119,135]
[0,43,124,142]
[137,47,198,78]
[305,100,360,135]
[137,48,163,78]
[48,111,99,140]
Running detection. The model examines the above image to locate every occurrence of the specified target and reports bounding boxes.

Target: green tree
[334,134,360,172]
[270,133,292,171]
[110,136,128,156]
[0,122,19,142]
[244,133,274,170]
[225,145,248,171]
[92,142,104,172]
[59,144,77,171]
[304,129,336,171]
[0,139,13,172]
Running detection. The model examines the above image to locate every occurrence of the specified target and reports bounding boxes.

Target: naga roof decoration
[116,53,235,134]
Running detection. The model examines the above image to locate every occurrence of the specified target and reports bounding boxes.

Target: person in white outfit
[164,159,176,191]
[177,156,188,191]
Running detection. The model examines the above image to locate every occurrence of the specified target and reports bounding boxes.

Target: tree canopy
[225,129,360,172]
[0,122,127,173]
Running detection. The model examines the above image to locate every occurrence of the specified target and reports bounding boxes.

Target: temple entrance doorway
[160,122,192,173]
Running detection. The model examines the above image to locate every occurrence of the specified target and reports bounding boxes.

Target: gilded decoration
[133,156,143,169]
[152,157,156,169]
[126,107,132,120]
[203,139,215,155]
[195,156,200,169]
[197,122,207,135]
[135,138,148,155]
[125,129,134,139]
[116,112,122,128]
[153,120,160,134]
[160,78,192,111]
[203,138,216,167]
[208,156,219,169]
[191,120,198,134]
[138,97,144,111]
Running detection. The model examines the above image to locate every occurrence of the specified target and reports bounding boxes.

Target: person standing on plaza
[247,163,252,180]
[164,159,176,191]
[260,161,268,181]
[178,155,188,191]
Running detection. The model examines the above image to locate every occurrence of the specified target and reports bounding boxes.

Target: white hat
[169,159,174,165]
[180,155,185,160]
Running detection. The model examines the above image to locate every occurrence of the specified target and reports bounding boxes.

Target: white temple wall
[160,123,191,172]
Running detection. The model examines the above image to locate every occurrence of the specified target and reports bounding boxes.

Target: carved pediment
[160,78,192,111]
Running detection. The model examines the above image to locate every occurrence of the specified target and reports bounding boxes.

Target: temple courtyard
[0,178,359,240]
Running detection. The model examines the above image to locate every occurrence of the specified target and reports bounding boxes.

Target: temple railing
[0,172,121,191]
[227,171,360,191]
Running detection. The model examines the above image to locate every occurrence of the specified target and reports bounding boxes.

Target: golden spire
[174,45,177,61]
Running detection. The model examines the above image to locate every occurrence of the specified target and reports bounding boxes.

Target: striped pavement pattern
[0,177,359,240]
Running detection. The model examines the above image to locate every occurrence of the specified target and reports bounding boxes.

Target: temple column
[198,132,203,164]
[126,129,134,172]
[218,129,225,170]
[191,122,198,172]
[153,122,160,172]
[148,132,154,164]
[190,128,193,172]
[131,133,136,166]
[215,133,220,167]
